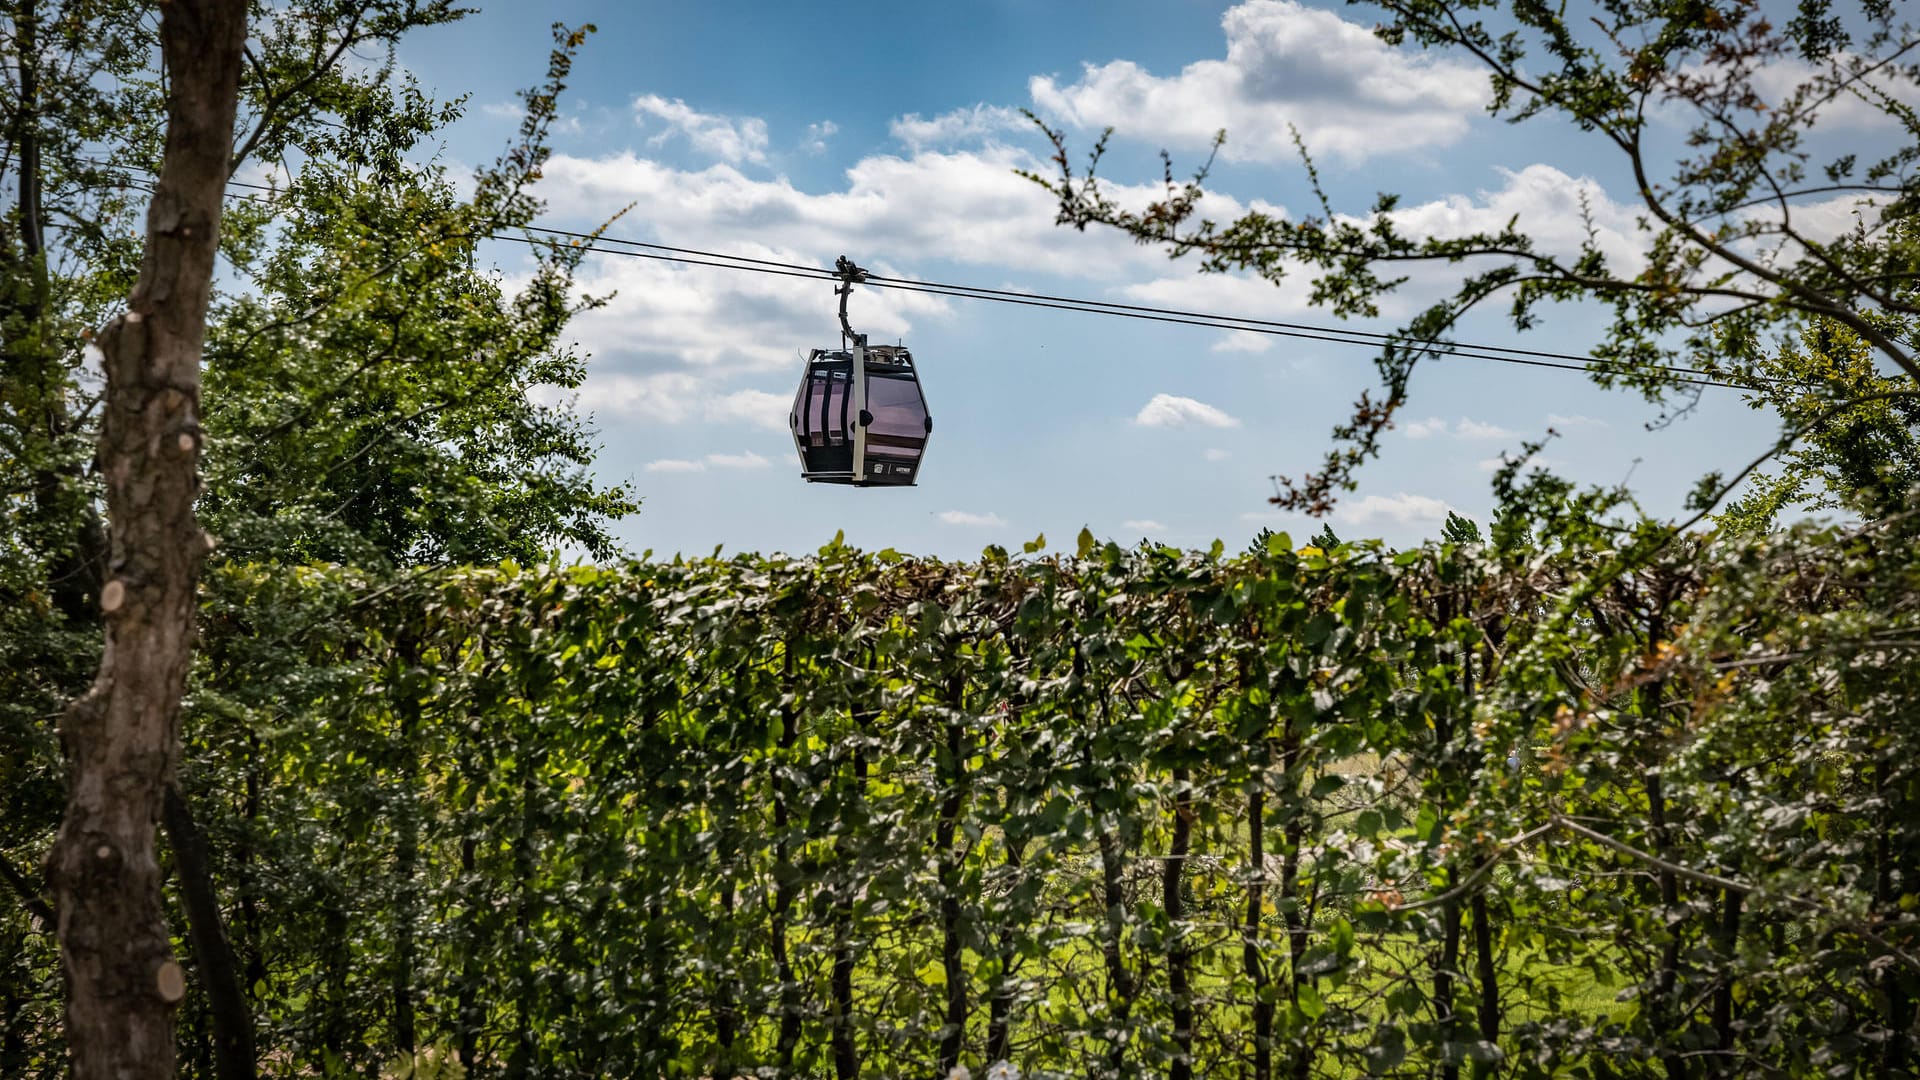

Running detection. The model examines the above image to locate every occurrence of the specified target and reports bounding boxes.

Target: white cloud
[1211,330,1275,354]
[1740,190,1887,250]
[1122,519,1167,533]
[1113,236,1324,324]
[633,95,770,165]
[552,373,794,431]
[642,450,775,474]
[1670,52,1920,132]
[1133,393,1241,428]
[709,390,794,429]
[1383,164,1647,275]
[533,138,1583,442]
[939,510,1007,527]
[557,246,950,390]
[802,120,838,155]
[1117,165,1656,323]
[706,451,771,469]
[540,145,1168,282]
[1546,412,1608,431]
[480,98,576,134]
[644,458,706,474]
[890,104,1031,150]
[1358,165,1873,306]
[1336,493,1451,526]
[1454,418,1519,440]
[1204,448,1232,462]
[537,144,1170,435]
[1029,0,1488,163]
[1403,416,1518,440]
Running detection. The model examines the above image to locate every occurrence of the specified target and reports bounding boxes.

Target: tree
[2,4,629,1073]
[199,98,635,569]
[41,3,245,1078]
[1030,0,1919,515]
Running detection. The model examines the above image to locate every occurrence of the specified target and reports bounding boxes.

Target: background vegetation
[2,0,1917,1076]
[15,513,1920,1078]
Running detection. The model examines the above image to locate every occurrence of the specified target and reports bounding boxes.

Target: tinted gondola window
[865,373,927,458]
[822,375,849,444]
[796,369,852,446]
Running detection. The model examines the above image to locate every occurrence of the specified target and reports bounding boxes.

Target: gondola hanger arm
[835,254,869,348]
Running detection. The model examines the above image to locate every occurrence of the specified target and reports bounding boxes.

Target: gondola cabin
[789,343,931,485]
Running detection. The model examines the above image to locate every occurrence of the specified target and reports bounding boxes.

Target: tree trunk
[986,836,1025,1067]
[1245,784,1270,1080]
[1436,885,1462,1080]
[1280,811,1309,1080]
[937,675,971,1078]
[162,785,256,1080]
[46,3,244,1078]
[1096,822,1133,1077]
[239,734,266,1001]
[1471,891,1499,1060]
[10,0,109,622]
[455,834,481,1072]
[1647,771,1688,1080]
[13,0,43,264]
[1164,765,1194,1080]
[770,646,803,1071]
[1713,887,1741,1064]
[1877,807,1908,1077]
[831,737,870,1080]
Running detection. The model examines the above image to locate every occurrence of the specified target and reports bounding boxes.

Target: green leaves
[82,497,1920,1076]
[1026,0,1920,523]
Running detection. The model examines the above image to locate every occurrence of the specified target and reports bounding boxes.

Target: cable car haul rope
[789,257,933,486]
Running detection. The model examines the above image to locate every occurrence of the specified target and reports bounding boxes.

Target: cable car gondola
[790,256,931,486]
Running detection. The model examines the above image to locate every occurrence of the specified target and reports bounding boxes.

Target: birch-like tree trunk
[46,2,245,1076]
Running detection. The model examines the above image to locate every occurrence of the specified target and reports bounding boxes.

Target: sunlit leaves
[160,504,1920,1075]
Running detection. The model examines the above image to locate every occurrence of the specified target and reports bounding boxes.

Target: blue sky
[377,0,1821,559]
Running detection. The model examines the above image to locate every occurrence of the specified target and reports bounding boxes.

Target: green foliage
[1722,309,1920,531]
[200,119,636,566]
[5,6,1919,1079]
[128,507,1920,1077]
[1026,0,1919,514]
[1441,512,1481,545]
[0,10,632,1074]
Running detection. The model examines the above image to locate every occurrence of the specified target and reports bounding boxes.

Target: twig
[1553,815,1920,976]
[1393,822,1558,912]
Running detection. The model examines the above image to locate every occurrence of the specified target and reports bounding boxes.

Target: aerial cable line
[521,223,1765,385]
[97,161,1767,391]
[150,161,1761,388]
[491,233,839,286]
[504,225,1763,391]
[848,276,1751,388]
[503,231,1755,391]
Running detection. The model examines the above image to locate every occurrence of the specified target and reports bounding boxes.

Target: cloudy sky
[384,0,1818,559]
